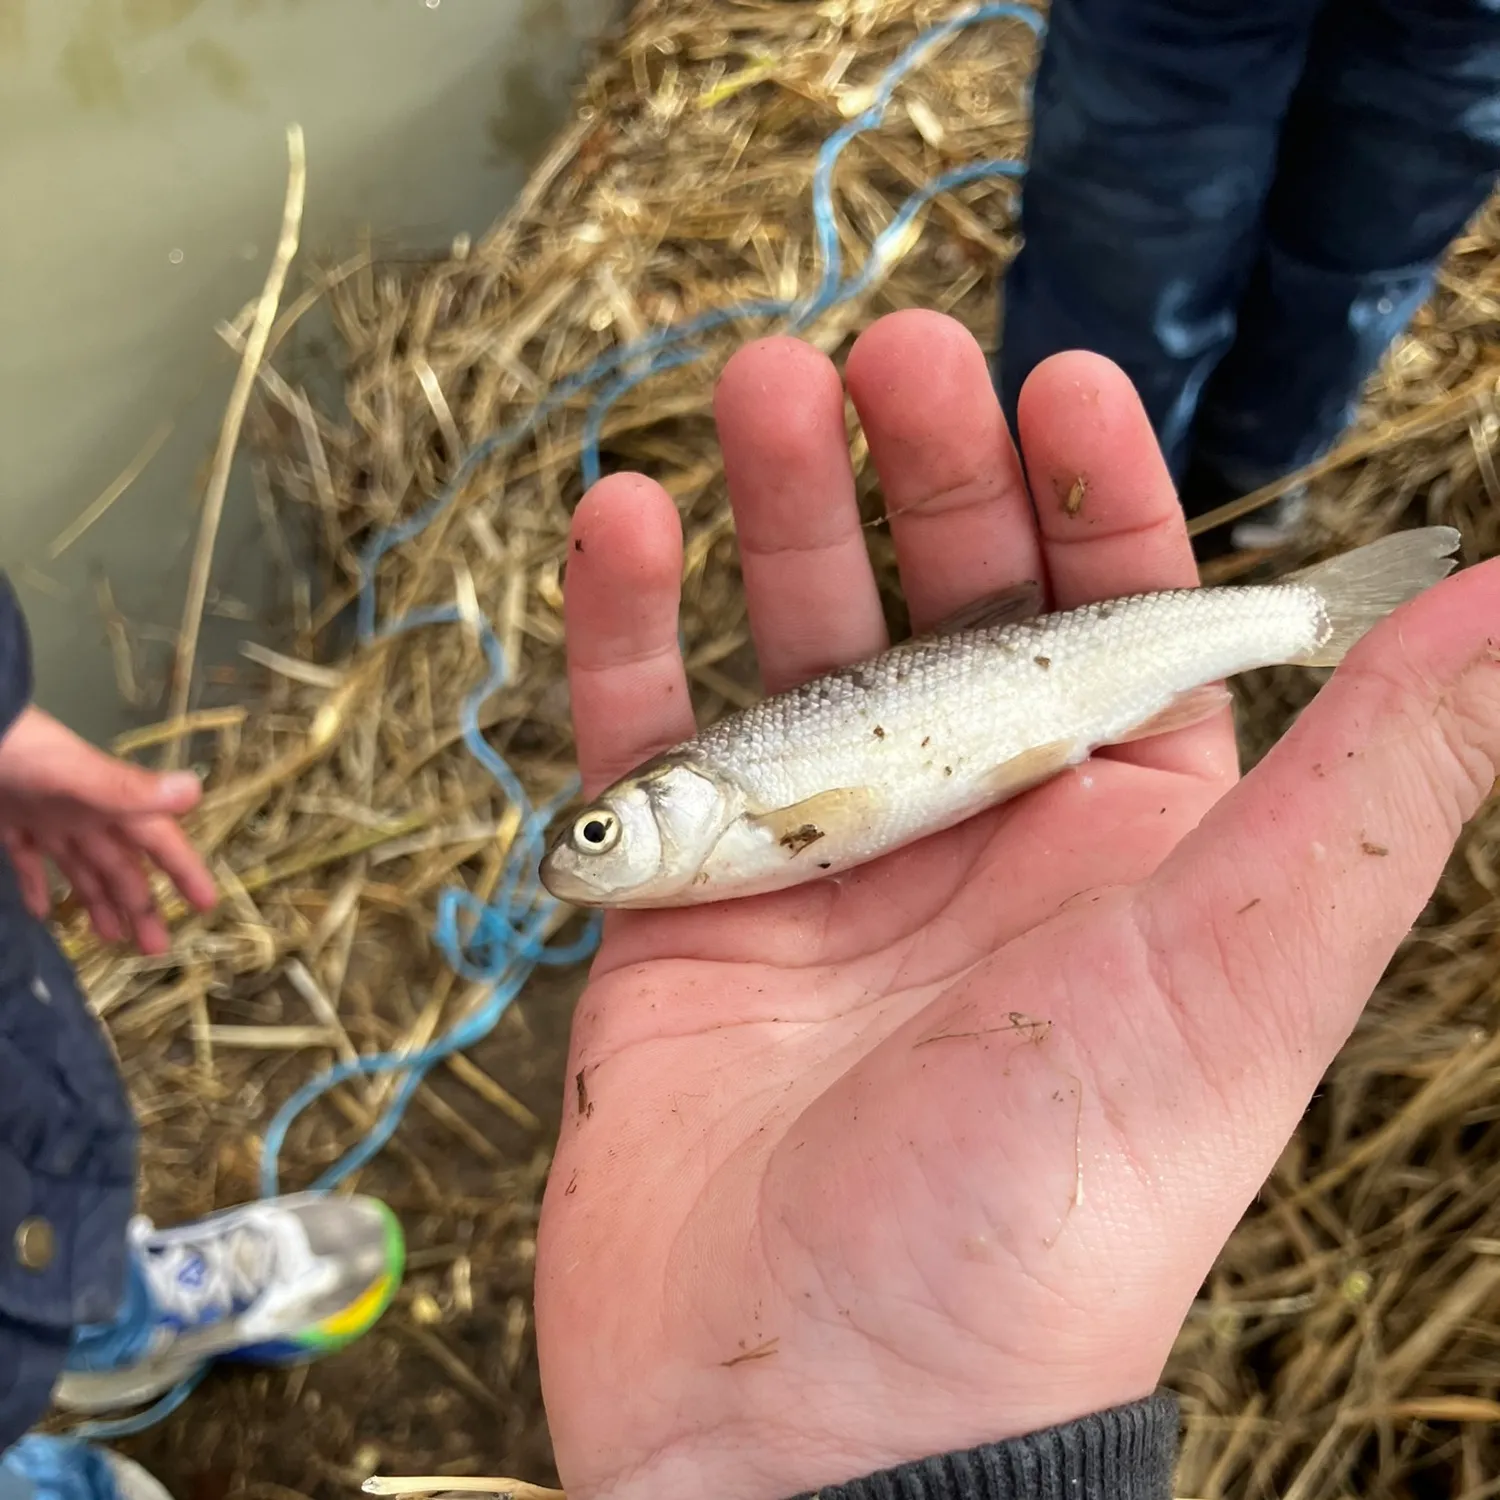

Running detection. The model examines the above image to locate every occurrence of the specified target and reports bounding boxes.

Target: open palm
[533,312,1500,1500]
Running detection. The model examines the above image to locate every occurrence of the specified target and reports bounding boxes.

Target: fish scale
[678,585,1331,879]
[540,526,1460,908]
[697,585,1327,793]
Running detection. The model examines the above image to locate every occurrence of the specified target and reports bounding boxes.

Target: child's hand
[0,707,218,953]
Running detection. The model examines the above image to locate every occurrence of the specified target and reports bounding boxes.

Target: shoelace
[135,1217,279,1331]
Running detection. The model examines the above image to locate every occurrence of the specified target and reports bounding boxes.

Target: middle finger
[845,309,1045,633]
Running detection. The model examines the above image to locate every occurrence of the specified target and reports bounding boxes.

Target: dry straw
[59,0,1500,1494]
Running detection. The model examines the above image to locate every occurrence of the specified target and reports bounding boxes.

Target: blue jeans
[997,0,1500,503]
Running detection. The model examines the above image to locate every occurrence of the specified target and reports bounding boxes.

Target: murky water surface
[0,0,615,742]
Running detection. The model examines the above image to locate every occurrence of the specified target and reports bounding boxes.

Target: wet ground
[1,0,617,745]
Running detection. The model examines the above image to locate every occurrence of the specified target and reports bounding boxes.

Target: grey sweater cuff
[785,1392,1179,1500]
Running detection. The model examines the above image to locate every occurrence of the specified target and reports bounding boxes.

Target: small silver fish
[539,526,1460,909]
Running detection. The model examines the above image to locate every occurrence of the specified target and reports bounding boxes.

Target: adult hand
[0,706,217,953]
[534,309,1500,1500]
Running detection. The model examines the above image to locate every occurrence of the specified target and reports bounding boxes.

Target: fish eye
[572,809,620,854]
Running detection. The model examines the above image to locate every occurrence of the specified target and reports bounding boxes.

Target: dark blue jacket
[0,576,136,1450]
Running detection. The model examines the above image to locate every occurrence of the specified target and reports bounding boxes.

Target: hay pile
[63,0,1500,1495]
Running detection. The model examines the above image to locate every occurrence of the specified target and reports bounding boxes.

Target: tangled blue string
[262,0,1043,1202]
[70,0,1044,1441]
[70,1368,206,1444]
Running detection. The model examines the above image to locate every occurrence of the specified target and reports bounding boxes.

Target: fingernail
[158,772,202,802]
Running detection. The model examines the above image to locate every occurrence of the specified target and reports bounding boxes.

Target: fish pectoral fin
[751,786,882,856]
[980,738,1078,798]
[1112,683,1234,745]
[926,579,1045,637]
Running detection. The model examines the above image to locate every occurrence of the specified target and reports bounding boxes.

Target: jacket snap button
[14,1217,56,1271]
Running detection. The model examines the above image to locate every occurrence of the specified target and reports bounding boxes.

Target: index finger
[1016,351,1238,782]
[127,815,219,914]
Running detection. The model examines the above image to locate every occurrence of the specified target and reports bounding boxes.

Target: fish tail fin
[1287,525,1462,667]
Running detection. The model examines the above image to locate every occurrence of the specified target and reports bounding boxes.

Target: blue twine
[69,1369,206,1444]
[274,0,1043,1200]
[71,0,1044,1442]
[793,3,1041,326]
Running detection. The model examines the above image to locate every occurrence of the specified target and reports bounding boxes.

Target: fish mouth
[537,844,606,907]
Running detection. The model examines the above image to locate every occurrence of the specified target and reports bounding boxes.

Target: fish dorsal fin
[925,580,1045,638]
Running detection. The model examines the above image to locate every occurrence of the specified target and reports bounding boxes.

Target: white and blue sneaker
[0,1437,171,1500]
[52,1193,404,1414]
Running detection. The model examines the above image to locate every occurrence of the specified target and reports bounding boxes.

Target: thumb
[1136,553,1500,1121]
[71,744,203,816]
[0,708,202,815]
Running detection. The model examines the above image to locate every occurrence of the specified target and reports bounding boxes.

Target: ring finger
[714,336,887,692]
[86,832,168,954]
[49,838,122,947]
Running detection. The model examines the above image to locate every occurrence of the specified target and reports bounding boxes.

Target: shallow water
[0,0,616,744]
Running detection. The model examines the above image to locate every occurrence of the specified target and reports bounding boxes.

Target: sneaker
[50,1193,404,1415]
[1178,452,1310,561]
[0,1435,171,1500]
[1228,485,1309,552]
